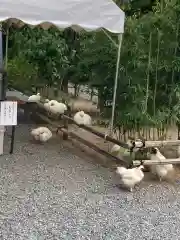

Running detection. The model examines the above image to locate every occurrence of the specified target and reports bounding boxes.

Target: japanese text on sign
[0,101,17,126]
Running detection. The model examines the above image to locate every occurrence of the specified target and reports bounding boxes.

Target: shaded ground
[0,125,179,239]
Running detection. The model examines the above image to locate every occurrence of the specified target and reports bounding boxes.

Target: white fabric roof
[0,0,125,34]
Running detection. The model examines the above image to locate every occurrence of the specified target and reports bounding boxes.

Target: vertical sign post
[0,23,5,155]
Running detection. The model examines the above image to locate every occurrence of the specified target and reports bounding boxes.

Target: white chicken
[49,100,58,105]
[73,111,92,126]
[28,93,41,102]
[49,100,67,115]
[116,165,144,192]
[44,99,50,111]
[31,127,42,140]
[149,147,174,181]
[39,131,53,142]
[31,127,52,142]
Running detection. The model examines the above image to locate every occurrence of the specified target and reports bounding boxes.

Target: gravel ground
[0,125,180,240]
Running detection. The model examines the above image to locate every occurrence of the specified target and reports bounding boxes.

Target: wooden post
[53,81,58,98]
[31,84,36,94]
[62,111,69,140]
[177,122,180,140]
[45,85,49,98]
[133,158,180,166]
[9,126,16,154]
[145,140,180,147]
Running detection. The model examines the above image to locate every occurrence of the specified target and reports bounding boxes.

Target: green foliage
[8,26,69,85]
[114,0,180,129]
[7,56,38,91]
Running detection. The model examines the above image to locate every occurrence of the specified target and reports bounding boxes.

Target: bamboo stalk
[142,128,145,138]
[153,30,160,117]
[169,22,179,110]
[145,128,148,140]
[153,128,155,140]
[144,32,152,113]
[148,128,151,140]
[157,128,160,139]
[118,126,121,140]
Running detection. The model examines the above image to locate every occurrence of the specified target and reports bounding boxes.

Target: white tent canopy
[0,0,125,33]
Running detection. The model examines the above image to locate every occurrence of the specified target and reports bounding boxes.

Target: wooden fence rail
[62,115,129,149]
[133,158,180,166]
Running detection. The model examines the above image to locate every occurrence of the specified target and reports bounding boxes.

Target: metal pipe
[109,33,123,136]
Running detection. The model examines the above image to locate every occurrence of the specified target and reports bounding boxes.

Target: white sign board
[0,101,17,126]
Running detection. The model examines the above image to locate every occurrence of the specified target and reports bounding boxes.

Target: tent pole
[109,33,123,136]
[102,29,118,48]
[0,23,5,155]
